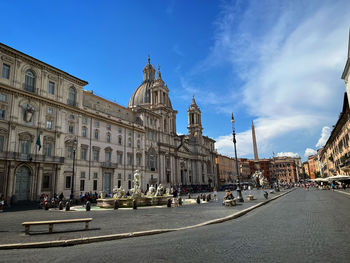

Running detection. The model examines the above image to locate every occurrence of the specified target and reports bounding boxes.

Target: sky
[2,0,350,161]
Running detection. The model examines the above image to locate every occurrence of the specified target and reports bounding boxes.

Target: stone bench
[22,218,92,235]
[247,195,254,200]
[224,199,236,206]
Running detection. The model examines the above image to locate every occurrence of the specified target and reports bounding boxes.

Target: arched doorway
[15,166,31,201]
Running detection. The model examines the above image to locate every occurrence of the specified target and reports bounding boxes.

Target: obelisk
[252,121,259,160]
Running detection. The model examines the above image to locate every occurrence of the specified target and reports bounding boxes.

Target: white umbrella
[313,178,329,182]
[327,175,350,181]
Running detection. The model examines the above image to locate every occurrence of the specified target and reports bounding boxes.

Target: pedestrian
[213,187,218,202]
[173,188,179,207]
[331,182,335,191]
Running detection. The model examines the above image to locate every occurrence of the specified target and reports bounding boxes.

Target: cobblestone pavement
[0,189,276,245]
[2,188,349,263]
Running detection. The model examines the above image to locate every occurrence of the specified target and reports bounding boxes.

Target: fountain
[97,170,172,208]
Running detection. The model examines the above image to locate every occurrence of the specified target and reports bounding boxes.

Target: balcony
[67,99,77,107]
[101,162,118,169]
[0,151,64,164]
[23,83,36,93]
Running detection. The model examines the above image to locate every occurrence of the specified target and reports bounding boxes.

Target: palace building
[0,43,217,203]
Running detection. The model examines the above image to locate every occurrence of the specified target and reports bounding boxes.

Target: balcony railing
[23,83,36,93]
[0,151,64,163]
[101,162,118,168]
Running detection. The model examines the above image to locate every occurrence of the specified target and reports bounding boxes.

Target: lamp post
[231,113,244,202]
[70,138,78,200]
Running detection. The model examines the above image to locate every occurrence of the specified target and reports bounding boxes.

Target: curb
[334,189,350,196]
[0,189,295,250]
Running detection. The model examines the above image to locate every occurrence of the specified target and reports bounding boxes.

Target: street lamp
[231,113,244,202]
[70,138,78,200]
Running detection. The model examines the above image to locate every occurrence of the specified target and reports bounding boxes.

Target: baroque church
[0,43,217,203]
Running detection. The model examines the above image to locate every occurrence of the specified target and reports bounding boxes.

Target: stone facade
[216,154,237,186]
[0,43,217,203]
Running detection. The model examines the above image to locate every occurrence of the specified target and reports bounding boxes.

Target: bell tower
[187,96,203,137]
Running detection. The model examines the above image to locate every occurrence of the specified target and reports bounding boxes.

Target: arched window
[68,87,76,106]
[106,133,111,143]
[24,70,35,92]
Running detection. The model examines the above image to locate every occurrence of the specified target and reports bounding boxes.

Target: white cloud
[277,152,300,158]
[304,148,317,157]
[316,126,331,148]
[209,0,350,158]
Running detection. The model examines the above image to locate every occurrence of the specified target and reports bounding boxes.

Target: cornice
[0,83,145,133]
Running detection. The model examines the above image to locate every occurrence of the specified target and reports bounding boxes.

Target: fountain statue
[252,170,269,188]
[97,170,172,208]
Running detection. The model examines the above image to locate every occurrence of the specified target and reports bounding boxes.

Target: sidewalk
[0,189,292,248]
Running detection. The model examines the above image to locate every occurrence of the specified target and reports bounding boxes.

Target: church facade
[0,43,216,203]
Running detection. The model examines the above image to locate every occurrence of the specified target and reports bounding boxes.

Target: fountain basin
[97,195,172,208]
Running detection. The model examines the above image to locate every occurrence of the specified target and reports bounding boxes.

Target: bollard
[196,196,200,204]
[202,195,206,202]
[167,199,172,208]
[178,197,183,205]
[86,201,91,211]
[133,199,137,210]
[188,193,191,199]
[59,201,64,210]
[264,191,268,199]
[206,194,210,202]
[65,202,70,211]
[114,200,119,210]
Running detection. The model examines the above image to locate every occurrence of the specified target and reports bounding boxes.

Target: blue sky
[2,0,350,161]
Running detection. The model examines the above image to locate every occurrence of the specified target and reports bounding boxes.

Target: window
[137,140,140,149]
[94,130,99,139]
[68,87,76,106]
[118,128,122,133]
[0,109,5,120]
[105,152,111,162]
[20,140,30,155]
[0,93,7,102]
[107,134,111,143]
[127,153,133,165]
[93,150,99,161]
[93,172,98,179]
[118,136,122,145]
[24,70,35,92]
[95,121,99,127]
[47,107,53,115]
[44,143,52,157]
[93,180,97,191]
[81,171,86,178]
[128,138,132,147]
[42,175,50,189]
[107,124,111,130]
[48,81,55,95]
[117,152,123,165]
[46,120,52,129]
[67,146,73,159]
[68,125,74,134]
[136,154,142,166]
[82,117,87,124]
[81,148,87,160]
[82,127,87,137]
[65,176,72,189]
[80,180,85,191]
[69,114,75,120]
[2,64,10,79]
[0,135,4,152]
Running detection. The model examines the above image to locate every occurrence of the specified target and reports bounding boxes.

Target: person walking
[213,187,218,202]
[173,188,179,207]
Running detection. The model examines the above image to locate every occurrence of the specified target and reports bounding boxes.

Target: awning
[327,175,350,181]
